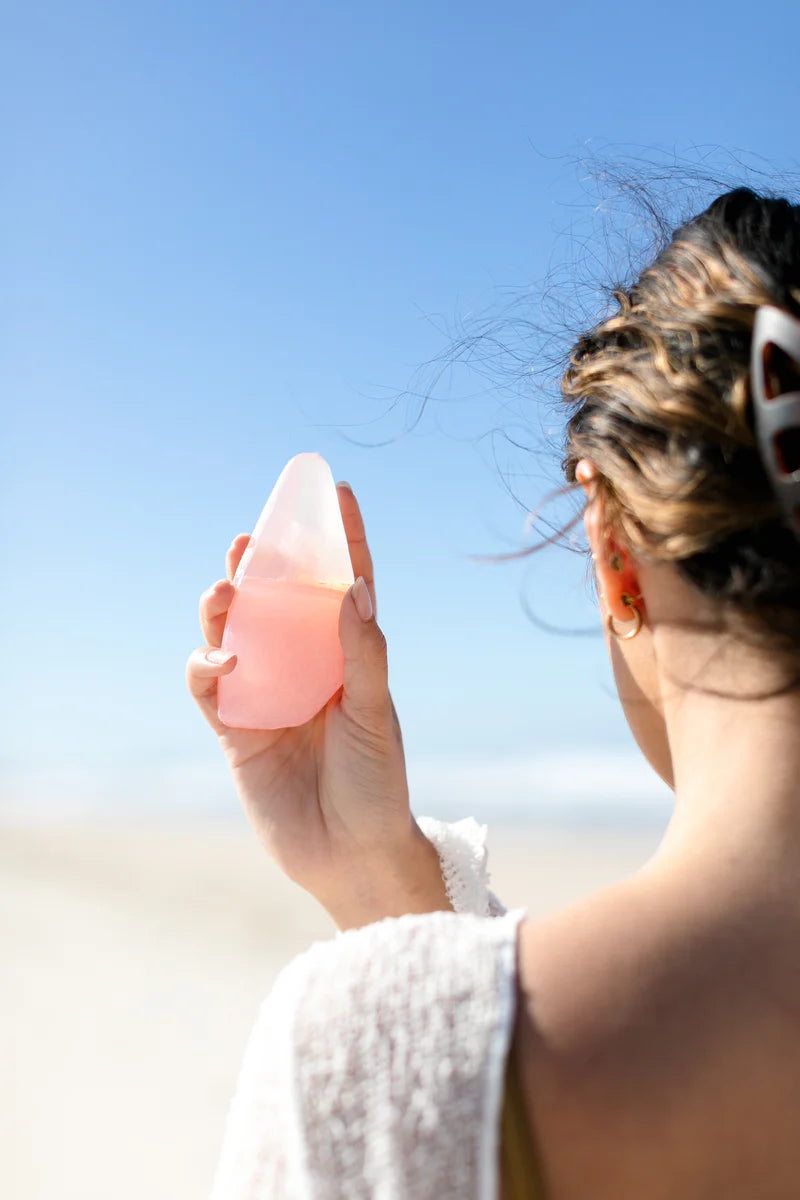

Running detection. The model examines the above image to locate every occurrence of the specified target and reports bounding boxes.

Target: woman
[187,186,800,1198]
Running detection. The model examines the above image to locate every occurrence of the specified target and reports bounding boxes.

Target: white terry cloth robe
[209,817,527,1200]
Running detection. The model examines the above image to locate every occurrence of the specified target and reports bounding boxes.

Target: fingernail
[352,576,373,621]
[337,480,353,491]
[206,648,234,664]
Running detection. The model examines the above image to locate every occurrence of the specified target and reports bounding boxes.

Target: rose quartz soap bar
[217,452,354,729]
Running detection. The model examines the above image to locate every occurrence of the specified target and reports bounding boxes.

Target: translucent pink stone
[217,453,354,729]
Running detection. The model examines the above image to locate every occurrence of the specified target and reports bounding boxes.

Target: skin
[507,460,800,1199]
[186,482,450,931]
[188,468,800,1198]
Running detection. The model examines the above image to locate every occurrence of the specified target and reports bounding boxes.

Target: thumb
[339,576,390,720]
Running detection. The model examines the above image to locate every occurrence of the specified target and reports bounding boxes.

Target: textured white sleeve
[209,907,526,1200]
[415,815,507,917]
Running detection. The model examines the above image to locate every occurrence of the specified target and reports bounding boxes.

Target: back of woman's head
[560,186,800,671]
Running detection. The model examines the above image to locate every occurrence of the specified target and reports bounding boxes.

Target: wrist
[326,822,453,932]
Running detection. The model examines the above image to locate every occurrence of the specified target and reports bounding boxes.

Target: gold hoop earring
[606,592,643,640]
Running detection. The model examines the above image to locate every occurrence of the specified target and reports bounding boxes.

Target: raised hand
[186,483,449,929]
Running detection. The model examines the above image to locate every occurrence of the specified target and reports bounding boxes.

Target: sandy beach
[1,815,667,1200]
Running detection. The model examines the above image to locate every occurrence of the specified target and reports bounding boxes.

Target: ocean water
[0,747,673,829]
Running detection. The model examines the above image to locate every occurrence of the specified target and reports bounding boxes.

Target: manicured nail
[206,648,234,664]
[337,480,353,492]
[352,576,373,621]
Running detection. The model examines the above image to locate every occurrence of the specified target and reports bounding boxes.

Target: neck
[652,662,800,894]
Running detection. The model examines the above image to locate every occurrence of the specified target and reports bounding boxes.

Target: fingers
[190,534,247,735]
[185,646,238,735]
[200,579,236,647]
[198,534,250,646]
[337,483,376,616]
[226,533,252,583]
[338,576,390,724]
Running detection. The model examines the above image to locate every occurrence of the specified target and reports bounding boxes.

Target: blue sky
[5,0,799,822]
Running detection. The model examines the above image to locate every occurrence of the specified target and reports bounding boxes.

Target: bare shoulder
[510,874,800,1199]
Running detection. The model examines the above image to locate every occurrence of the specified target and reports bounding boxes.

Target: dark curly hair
[560,186,800,673]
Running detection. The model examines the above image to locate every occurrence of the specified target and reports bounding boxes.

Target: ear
[575,459,643,624]
[575,459,603,559]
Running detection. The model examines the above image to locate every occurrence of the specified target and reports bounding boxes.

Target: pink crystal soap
[217,452,355,729]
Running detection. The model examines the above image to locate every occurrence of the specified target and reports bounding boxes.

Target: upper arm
[213,908,525,1200]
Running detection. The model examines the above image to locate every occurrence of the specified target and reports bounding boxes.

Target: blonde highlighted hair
[559,187,800,670]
